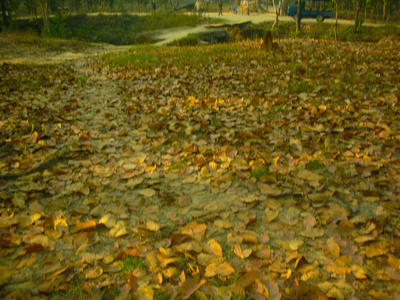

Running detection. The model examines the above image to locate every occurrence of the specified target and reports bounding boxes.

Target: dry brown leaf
[0,215,19,228]
[264,208,280,223]
[205,262,235,277]
[234,244,252,259]
[197,253,225,267]
[327,237,340,258]
[182,278,206,300]
[307,190,333,202]
[365,242,388,258]
[0,266,14,286]
[257,183,283,196]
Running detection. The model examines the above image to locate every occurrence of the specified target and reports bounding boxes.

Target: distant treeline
[1,0,399,30]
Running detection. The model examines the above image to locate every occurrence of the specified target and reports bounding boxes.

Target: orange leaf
[72,219,96,233]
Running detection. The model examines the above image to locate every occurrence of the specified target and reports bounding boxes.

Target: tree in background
[296,0,301,33]
[280,0,289,15]
[2,0,23,27]
[24,0,39,18]
[354,0,364,32]
[333,0,338,40]
[272,0,281,29]
[1,0,10,27]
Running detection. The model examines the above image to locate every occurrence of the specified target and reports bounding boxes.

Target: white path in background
[154,12,384,46]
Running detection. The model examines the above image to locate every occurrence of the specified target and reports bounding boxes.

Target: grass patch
[251,166,269,179]
[99,43,255,69]
[306,160,324,171]
[120,256,145,273]
[168,33,200,46]
[51,275,84,300]
[76,75,89,84]
[9,13,208,45]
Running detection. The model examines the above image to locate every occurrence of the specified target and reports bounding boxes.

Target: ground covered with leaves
[0,37,400,300]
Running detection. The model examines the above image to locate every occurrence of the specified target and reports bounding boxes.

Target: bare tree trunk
[272,0,280,29]
[38,0,48,32]
[296,0,301,33]
[354,0,361,32]
[280,0,289,15]
[255,0,263,13]
[334,0,338,41]
[1,0,9,27]
[382,0,387,21]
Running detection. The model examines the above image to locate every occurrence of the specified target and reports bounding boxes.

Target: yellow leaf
[162,267,179,279]
[366,243,388,258]
[135,285,154,300]
[80,252,104,264]
[307,190,333,202]
[126,177,144,188]
[109,221,128,238]
[351,265,367,279]
[300,228,325,238]
[297,169,323,183]
[327,237,340,258]
[146,220,162,232]
[73,219,96,233]
[234,270,261,289]
[289,239,304,251]
[353,235,376,244]
[85,267,103,279]
[257,183,283,196]
[214,262,235,277]
[139,188,156,197]
[207,239,223,257]
[264,208,279,223]
[175,241,203,253]
[179,271,186,287]
[197,253,225,267]
[99,213,115,229]
[0,266,14,286]
[0,215,19,229]
[159,257,178,268]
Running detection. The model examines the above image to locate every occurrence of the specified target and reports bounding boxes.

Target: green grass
[306,160,324,171]
[50,275,84,300]
[168,33,200,46]
[9,13,208,45]
[250,166,269,179]
[99,43,258,70]
[119,256,145,273]
[76,75,89,84]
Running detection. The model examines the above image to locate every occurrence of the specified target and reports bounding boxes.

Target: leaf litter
[0,38,400,299]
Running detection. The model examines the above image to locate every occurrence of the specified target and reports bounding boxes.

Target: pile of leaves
[0,38,400,299]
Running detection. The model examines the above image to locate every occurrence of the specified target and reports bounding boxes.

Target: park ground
[0,13,400,300]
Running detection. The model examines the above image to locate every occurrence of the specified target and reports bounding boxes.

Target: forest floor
[0,28,400,300]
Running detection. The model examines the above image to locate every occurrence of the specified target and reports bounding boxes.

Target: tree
[272,0,281,29]
[354,0,363,32]
[334,0,338,41]
[296,0,301,33]
[280,0,290,15]
[1,0,9,27]
[37,0,48,31]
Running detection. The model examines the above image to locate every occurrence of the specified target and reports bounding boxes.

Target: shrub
[48,13,72,39]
